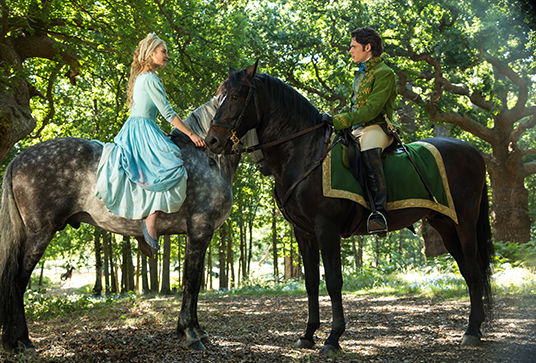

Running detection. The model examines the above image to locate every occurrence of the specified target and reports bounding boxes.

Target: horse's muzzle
[205,129,229,154]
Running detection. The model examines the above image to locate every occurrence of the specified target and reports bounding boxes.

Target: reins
[212,77,328,154]
[239,121,327,154]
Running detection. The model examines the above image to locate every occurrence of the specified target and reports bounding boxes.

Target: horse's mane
[181,97,220,139]
[170,96,265,163]
[255,73,320,121]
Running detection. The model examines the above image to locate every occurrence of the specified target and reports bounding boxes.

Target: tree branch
[47,29,116,54]
[439,77,496,111]
[395,70,425,106]
[426,103,497,145]
[29,65,61,139]
[486,55,530,118]
[13,33,80,84]
[521,148,536,157]
[510,113,536,145]
[0,0,8,41]
[286,69,346,113]
[154,0,192,47]
[524,160,536,178]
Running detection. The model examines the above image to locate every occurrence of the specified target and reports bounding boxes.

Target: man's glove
[320,112,333,126]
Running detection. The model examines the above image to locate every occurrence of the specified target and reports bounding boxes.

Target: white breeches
[354,125,393,151]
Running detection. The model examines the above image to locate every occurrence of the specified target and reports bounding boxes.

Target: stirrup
[367,212,388,234]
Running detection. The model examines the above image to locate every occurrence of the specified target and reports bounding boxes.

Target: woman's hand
[189,133,206,148]
[171,115,206,148]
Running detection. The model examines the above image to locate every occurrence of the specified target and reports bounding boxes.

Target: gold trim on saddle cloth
[322,138,458,224]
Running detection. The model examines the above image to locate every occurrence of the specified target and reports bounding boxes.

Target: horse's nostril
[208,137,218,146]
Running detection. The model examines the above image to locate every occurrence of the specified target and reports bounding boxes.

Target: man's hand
[333,113,352,131]
[320,112,333,126]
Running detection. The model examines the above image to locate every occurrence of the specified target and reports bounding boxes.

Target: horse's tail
[0,161,26,349]
[477,183,494,319]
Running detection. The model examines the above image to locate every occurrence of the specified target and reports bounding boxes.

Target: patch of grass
[200,278,308,298]
[28,274,52,287]
[24,291,137,320]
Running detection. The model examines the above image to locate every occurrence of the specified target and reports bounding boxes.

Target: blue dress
[95,72,188,219]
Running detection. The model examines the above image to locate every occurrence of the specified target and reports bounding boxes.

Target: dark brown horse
[206,62,494,353]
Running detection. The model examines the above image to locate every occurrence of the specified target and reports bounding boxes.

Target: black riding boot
[362,148,388,233]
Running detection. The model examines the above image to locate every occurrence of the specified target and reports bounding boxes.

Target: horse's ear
[228,67,237,76]
[245,59,259,81]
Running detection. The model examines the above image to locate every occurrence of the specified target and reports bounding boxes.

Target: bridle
[211,77,327,154]
[211,79,261,153]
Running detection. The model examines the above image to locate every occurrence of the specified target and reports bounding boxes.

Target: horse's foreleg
[317,223,345,353]
[176,223,213,351]
[294,229,320,349]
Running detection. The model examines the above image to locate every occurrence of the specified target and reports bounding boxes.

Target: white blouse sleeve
[144,74,177,123]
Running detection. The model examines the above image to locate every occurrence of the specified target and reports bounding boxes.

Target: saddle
[322,135,458,224]
[338,127,400,187]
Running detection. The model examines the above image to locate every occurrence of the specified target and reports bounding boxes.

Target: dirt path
[9,292,536,362]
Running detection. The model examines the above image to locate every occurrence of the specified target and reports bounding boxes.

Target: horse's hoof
[199,335,212,346]
[182,338,206,351]
[461,334,481,346]
[294,338,315,349]
[194,328,212,346]
[320,343,341,355]
[16,340,37,354]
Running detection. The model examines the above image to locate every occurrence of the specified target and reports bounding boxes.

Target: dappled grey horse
[0,99,246,352]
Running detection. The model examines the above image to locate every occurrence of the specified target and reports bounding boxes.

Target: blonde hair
[127,33,166,106]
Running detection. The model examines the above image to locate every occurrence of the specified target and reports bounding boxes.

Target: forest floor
[2,272,535,363]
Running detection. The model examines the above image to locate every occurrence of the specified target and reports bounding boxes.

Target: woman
[95,33,205,250]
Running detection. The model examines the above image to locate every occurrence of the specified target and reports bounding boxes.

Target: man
[332,27,397,233]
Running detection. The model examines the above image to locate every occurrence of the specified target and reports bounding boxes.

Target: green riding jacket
[333,56,397,131]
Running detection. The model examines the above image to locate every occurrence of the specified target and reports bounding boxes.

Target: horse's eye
[231,94,239,101]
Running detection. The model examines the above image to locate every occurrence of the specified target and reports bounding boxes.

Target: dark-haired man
[333,27,397,234]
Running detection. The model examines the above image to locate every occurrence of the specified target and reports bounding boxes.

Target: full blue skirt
[94,116,187,219]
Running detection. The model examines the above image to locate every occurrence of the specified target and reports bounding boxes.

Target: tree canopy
[1,0,535,246]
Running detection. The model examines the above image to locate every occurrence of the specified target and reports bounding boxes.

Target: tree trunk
[113,261,119,293]
[177,235,182,288]
[374,236,380,268]
[0,29,80,161]
[219,224,228,290]
[227,229,235,289]
[351,236,359,271]
[248,221,253,276]
[239,205,247,282]
[93,229,103,296]
[207,243,213,290]
[126,237,135,291]
[38,260,45,287]
[135,253,140,292]
[109,235,117,293]
[120,236,134,292]
[272,202,279,280]
[102,231,111,294]
[161,235,171,294]
[149,253,159,293]
[141,254,149,293]
[488,158,531,243]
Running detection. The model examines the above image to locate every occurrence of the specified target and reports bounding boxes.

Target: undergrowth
[23,241,536,319]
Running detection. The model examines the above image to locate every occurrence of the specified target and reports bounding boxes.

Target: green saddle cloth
[322,136,458,224]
